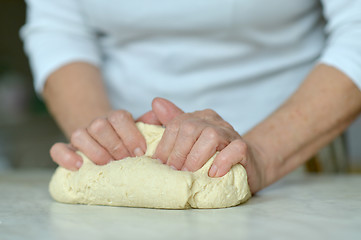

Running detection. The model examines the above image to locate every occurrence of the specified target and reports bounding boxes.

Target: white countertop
[0,170,360,240]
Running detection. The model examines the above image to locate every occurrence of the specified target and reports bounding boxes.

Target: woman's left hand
[151,97,266,193]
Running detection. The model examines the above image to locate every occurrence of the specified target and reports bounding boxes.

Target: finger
[50,143,83,171]
[152,97,184,125]
[136,110,161,125]
[108,110,146,157]
[181,127,222,172]
[152,120,179,164]
[166,121,203,170]
[71,128,114,165]
[208,139,247,178]
[87,117,131,160]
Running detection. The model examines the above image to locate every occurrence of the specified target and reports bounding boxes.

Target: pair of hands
[50,98,265,193]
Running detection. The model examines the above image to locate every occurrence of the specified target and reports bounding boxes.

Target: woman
[21,0,361,193]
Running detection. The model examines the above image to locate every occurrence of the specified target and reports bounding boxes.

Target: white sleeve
[20,0,101,95]
[319,0,361,90]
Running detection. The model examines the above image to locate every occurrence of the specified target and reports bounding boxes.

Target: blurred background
[0,0,360,172]
[0,0,64,171]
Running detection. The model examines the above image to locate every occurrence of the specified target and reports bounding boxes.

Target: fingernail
[209,164,218,177]
[134,147,144,157]
[156,158,163,164]
[181,166,189,172]
[76,161,83,169]
[170,165,177,171]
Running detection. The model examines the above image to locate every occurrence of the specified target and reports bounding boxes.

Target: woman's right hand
[50,109,161,171]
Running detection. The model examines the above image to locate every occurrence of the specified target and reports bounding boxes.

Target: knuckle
[154,142,165,154]
[49,144,60,162]
[122,135,137,149]
[216,154,228,164]
[203,127,219,141]
[88,118,108,134]
[203,108,216,115]
[50,143,60,155]
[110,143,127,157]
[168,151,187,168]
[221,121,233,129]
[111,143,122,153]
[50,143,63,157]
[203,109,223,122]
[92,151,108,165]
[167,121,180,133]
[172,149,187,161]
[234,139,248,153]
[155,151,167,163]
[71,128,87,144]
[181,121,197,136]
[184,155,200,171]
[62,152,75,164]
[108,110,132,124]
[155,142,169,158]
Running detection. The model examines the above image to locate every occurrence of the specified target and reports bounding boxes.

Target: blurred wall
[347,117,361,170]
[0,0,63,170]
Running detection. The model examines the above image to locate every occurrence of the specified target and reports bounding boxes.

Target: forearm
[43,62,112,138]
[243,64,361,189]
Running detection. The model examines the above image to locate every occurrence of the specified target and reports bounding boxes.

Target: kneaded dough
[49,122,251,209]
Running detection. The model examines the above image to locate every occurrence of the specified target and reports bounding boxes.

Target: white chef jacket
[21,0,361,134]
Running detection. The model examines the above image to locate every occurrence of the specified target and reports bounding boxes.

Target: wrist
[242,133,280,192]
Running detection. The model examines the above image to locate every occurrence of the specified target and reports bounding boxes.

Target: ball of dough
[49,122,251,209]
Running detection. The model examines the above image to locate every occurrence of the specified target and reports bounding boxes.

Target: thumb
[152,97,184,125]
[136,110,162,125]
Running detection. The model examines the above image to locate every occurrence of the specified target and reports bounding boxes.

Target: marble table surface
[0,169,360,240]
